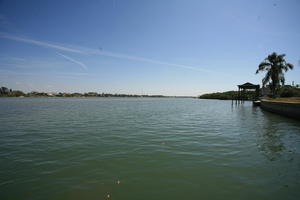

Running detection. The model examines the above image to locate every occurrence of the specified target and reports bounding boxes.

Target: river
[1,97,300,199]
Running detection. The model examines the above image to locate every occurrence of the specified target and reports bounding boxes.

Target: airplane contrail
[0,32,83,54]
[56,52,87,70]
[0,32,213,73]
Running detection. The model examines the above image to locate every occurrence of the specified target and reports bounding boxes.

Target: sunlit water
[1,97,300,200]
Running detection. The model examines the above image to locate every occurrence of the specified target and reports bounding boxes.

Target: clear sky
[0,0,299,96]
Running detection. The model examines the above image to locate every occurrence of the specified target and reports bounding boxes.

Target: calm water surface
[1,98,300,200]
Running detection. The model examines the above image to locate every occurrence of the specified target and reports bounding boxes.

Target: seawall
[261,100,300,120]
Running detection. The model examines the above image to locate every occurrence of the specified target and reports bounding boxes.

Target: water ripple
[0,98,300,199]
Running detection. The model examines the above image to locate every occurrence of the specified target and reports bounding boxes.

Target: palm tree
[256,52,293,97]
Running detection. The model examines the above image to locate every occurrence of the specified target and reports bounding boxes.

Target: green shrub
[279,86,300,97]
[199,91,256,100]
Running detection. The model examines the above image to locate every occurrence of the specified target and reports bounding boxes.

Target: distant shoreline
[0,96,196,98]
[0,86,195,98]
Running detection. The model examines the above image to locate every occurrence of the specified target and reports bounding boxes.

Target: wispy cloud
[56,52,87,70]
[0,32,212,73]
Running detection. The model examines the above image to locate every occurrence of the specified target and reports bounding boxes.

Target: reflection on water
[259,118,284,161]
[233,103,297,162]
[257,109,300,163]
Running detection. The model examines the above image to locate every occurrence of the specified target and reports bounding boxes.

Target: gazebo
[237,82,260,102]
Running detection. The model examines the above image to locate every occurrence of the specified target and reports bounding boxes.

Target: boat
[253,100,261,106]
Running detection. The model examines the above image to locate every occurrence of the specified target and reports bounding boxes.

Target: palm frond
[287,63,294,70]
[278,54,286,61]
[256,62,270,74]
[262,70,272,86]
[281,63,294,72]
[268,52,277,63]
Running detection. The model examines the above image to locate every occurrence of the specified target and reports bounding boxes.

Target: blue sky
[0,0,299,96]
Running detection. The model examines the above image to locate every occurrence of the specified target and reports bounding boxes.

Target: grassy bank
[263,97,300,103]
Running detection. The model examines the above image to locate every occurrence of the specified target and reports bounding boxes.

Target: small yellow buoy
[117,180,121,184]
[107,194,111,198]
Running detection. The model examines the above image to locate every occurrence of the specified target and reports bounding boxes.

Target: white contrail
[87,49,211,72]
[56,53,87,70]
[0,32,83,54]
[0,32,212,73]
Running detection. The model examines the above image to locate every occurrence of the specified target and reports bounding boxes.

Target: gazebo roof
[238,82,259,89]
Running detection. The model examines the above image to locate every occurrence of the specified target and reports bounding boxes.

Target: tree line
[0,87,168,98]
[199,86,300,100]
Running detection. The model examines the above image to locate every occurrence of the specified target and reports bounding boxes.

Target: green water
[0,98,300,200]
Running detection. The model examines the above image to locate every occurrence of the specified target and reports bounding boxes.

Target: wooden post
[238,87,241,104]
